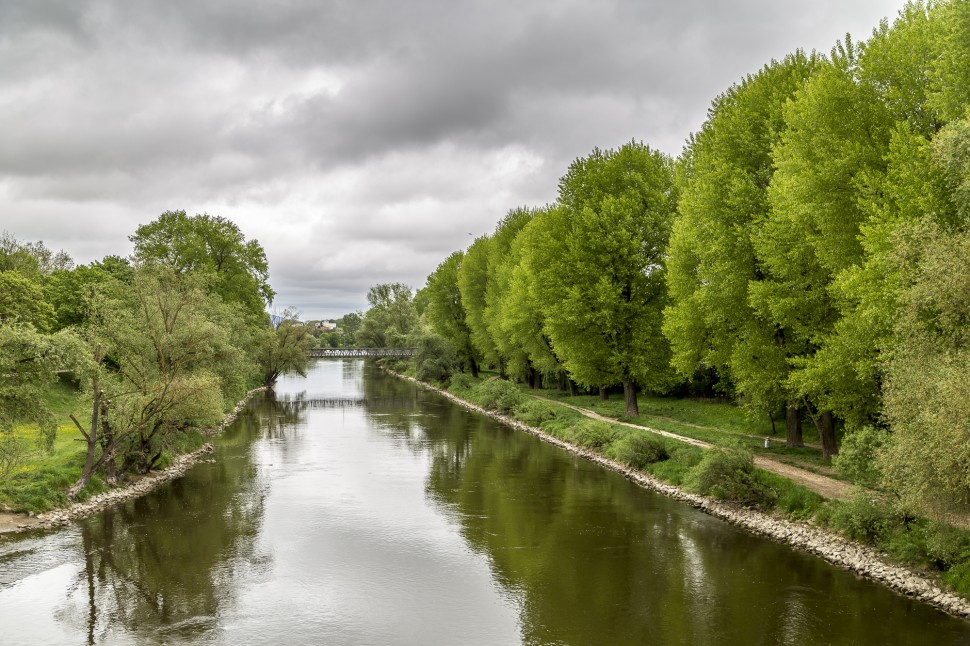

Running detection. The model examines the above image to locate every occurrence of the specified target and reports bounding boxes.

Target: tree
[43,264,119,331]
[356,283,417,348]
[423,251,480,377]
[456,236,498,368]
[483,207,538,384]
[130,211,274,318]
[879,220,970,520]
[535,142,677,417]
[0,271,56,332]
[257,311,310,388]
[663,53,818,446]
[69,268,236,496]
[0,322,81,477]
[0,232,73,279]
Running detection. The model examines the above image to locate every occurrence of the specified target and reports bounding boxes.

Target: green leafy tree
[456,236,498,369]
[356,283,418,348]
[879,221,970,520]
[535,142,677,416]
[69,268,235,496]
[423,251,480,376]
[130,211,274,318]
[0,271,56,332]
[483,207,538,384]
[257,311,310,388]
[663,53,818,446]
[0,322,82,477]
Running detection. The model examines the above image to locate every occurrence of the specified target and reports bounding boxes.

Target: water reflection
[1,361,969,645]
[419,397,970,646]
[53,399,298,644]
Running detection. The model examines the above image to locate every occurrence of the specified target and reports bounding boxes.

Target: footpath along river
[1,359,969,645]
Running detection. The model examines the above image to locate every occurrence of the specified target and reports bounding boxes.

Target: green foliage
[833,426,887,486]
[511,399,562,427]
[822,493,895,543]
[423,252,478,373]
[570,419,618,450]
[686,446,774,508]
[0,271,56,332]
[474,378,525,415]
[357,283,418,348]
[258,313,310,387]
[879,222,970,518]
[532,142,677,398]
[130,210,274,318]
[413,332,458,384]
[664,52,818,417]
[447,372,476,394]
[607,431,670,469]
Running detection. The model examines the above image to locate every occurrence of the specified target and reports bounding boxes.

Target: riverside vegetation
[0,212,309,515]
[346,1,970,603]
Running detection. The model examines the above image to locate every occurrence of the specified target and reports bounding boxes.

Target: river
[1,359,968,645]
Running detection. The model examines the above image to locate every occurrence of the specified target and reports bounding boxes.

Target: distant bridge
[308,347,416,359]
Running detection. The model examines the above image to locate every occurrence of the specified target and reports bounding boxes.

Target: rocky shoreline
[0,386,266,535]
[392,371,970,621]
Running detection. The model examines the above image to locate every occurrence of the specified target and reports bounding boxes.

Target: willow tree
[663,52,818,446]
[534,142,677,417]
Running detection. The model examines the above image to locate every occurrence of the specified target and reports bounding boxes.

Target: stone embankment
[394,371,970,621]
[3,386,266,535]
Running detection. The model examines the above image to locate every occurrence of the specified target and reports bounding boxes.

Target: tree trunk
[785,400,804,448]
[599,386,609,401]
[623,380,639,418]
[569,379,579,397]
[469,356,479,379]
[68,387,102,499]
[526,365,537,390]
[499,358,507,380]
[814,409,838,459]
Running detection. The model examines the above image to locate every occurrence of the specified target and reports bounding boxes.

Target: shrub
[475,378,524,415]
[824,493,896,543]
[608,432,669,469]
[686,447,774,508]
[448,372,476,393]
[833,425,887,487]
[512,399,560,426]
[571,420,618,450]
[413,333,458,384]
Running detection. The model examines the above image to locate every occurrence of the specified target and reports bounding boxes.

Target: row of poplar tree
[417,1,970,519]
[0,211,308,497]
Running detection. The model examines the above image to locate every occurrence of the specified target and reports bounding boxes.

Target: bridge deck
[308,347,416,358]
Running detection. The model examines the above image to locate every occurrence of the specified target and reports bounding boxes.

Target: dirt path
[534,395,853,500]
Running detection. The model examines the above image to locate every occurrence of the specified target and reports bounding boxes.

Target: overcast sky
[1,0,909,320]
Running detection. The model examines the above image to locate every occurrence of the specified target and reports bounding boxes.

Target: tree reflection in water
[58,399,293,643]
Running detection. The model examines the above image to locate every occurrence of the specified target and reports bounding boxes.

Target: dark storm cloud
[0,0,908,318]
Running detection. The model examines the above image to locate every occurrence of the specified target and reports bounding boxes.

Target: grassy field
[0,376,106,513]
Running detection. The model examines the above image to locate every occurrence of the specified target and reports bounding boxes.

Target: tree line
[394,0,970,521]
[1,211,308,497]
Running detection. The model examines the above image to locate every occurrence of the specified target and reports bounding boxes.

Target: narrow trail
[532,395,852,501]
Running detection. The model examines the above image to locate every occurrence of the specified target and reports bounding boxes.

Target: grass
[532,388,845,477]
[0,376,106,513]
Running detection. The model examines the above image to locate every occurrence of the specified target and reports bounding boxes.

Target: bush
[608,432,669,469]
[823,493,896,543]
[833,425,887,486]
[413,334,458,384]
[571,420,618,450]
[512,399,561,426]
[686,447,774,508]
[448,372,476,393]
[475,378,524,415]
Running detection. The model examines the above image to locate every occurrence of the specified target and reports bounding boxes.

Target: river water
[1,359,969,645]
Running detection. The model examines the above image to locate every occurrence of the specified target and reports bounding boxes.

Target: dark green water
[1,359,969,645]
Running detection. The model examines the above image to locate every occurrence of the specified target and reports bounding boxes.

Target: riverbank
[0,386,266,536]
[391,369,970,620]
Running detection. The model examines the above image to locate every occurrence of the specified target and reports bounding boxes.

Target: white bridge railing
[307,347,416,358]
